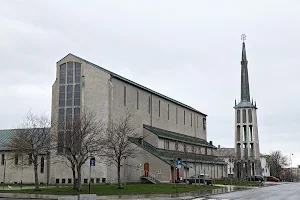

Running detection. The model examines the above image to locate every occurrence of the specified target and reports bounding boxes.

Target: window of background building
[137,91,139,110]
[91,178,94,184]
[176,107,178,124]
[96,178,100,183]
[164,140,169,150]
[67,85,73,106]
[14,154,18,165]
[68,179,72,184]
[84,179,88,184]
[102,178,106,183]
[205,148,207,155]
[56,179,60,184]
[62,179,66,184]
[124,86,126,106]
[184,110,185,125]
[59,85,66,107]
[1,154,4,165]
[191,113,192,127]
[197,116,199,128]
[175,142,178,150]
[40,157,44,174]
[168,104,170,120]
[159,100,161,117]
[203,118,206,131]
[74,84,80,106]
[148,96,151,114]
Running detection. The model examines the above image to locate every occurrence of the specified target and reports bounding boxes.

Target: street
[197,182,300,200]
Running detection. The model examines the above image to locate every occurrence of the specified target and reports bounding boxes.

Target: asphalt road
[199,182,300,200]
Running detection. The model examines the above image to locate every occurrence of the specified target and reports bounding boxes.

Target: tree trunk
[77,165,82,191]
[117,162,122,189]
[72,164,76,190]
[33,157,40,191]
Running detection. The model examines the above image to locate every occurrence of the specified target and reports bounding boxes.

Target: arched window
[237,110,240,123]
[248,109,252,123]
[242,109,246,123]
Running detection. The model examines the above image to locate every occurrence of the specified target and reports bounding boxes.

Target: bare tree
[102,111,141,189]
[266,150,288,178]
[55,110,105,191]
[6,111,51,191]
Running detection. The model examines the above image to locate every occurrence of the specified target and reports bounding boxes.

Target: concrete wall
[0,152,48,184]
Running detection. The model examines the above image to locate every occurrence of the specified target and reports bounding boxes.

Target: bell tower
[234,34,261,179]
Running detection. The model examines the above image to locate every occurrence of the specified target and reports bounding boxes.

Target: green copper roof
[144,125,215,148]
[0,129,16,151]
[132,138,226,165]
[0,128,51,151]
[57,53,206,116]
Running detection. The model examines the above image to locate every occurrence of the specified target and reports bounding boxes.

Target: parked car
[266,176,279,182]
[184,174,212,185]
[251,175,264,182]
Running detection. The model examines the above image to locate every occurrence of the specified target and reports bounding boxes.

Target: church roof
[143,124,215,148]
[131,138,226,165]
[57,53,206,116]
[0,128,51,151]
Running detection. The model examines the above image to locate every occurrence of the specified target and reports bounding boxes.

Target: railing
[140,170,161,183]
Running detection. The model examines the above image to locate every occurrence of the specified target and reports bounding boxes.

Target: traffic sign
[177,159,182,169]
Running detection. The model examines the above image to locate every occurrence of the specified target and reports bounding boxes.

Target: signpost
[89,157,95,194]
[177,159,182,169]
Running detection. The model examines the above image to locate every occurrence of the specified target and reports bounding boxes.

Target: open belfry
[234,35,261,179]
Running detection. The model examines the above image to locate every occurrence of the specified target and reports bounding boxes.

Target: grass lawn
[214,179,262,186]
[0,184,221,196]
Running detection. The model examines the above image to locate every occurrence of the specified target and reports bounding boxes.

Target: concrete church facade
[0,54,226,184]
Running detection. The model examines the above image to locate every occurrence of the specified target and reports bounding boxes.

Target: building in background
[216,146,270,178]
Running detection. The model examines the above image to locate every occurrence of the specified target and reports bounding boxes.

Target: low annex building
[0,54,226,184]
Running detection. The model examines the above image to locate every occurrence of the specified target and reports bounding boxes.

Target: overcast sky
[1,0,300,166]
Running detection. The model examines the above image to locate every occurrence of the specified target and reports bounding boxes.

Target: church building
[0,54,226,184]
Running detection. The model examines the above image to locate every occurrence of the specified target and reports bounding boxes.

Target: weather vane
[241,34,246,42]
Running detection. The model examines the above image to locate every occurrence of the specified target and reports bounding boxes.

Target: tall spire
[240,34,250,102]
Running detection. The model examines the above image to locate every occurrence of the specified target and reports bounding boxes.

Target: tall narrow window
[184,110,185,125]
[59,85,65,107]
[242,109,246,123]
[175,142,178,150]
[237,125,241,141]
[203,118,206,130]
[148,96,151,114]
[191,113,192,127]
[167,104,170,120]
[1,154,4,165]
[74,63,81,83]
[237,110,241,123]
[248,109,252,123]
[205,148,207,155]
[59,63,66,84]
[74,84,81,106]
[159,100,161,117]
[137,91,139,110]
[124,86,126,106]
[15,154,18,165]
[67,62,73,84]
[176,107,178,124]
[67,85,73,106]
[197,116,199,128]
[40,157,44,174]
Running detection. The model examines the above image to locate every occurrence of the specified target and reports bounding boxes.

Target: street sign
[177,159,182,169]
[90,157,95,167]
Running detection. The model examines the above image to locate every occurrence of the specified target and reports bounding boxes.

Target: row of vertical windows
[163,140,209,155]
[55,178,106,184]
[237,109,252,123]
[58,62,82,154]
[12,155,44,174]
[123,86,206,129]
